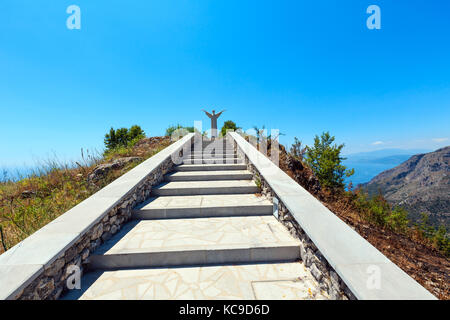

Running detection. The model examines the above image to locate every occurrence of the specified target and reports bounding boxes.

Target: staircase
[64,138,327,300]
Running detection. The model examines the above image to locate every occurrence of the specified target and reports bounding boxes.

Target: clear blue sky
[1,1,449,167]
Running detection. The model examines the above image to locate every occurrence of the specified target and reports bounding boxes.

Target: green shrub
[354,191,450,256]
[415,213,436,238]
[220,120,239,137]
[104,125,145,151]
[433,225,450,256]
[414,213,450,256]
[165,124,195,137]
[304,132,354,190]
[385,207,409,233]
[366,195,390,226]
[355,191,407,232]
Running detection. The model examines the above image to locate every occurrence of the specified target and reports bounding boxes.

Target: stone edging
[0,133,195,300]
[229,132,436,300]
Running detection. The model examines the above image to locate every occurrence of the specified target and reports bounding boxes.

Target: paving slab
[185,153,238,157]
[89,216,300,269]
[63,262,328,300]
[183,159,244,165]
[165,170,252,181]
[135,194,272,219]
[152,180,258,196]
[175,164,247,171]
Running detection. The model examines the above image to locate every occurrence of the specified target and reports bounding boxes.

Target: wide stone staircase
[63,139,327,300]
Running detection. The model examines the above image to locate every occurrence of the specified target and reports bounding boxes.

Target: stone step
[185,153,238,158]
[63,262,327,300]
[193,151,237,156]
[89,216,300,270]
[165,170,252,181]
[134,194,273,219]
[200,145,235,151]
[183,159,244,165]
[152,180,258,196]
[200,145,235,148]
[175,164,247,171]
[197,140,233,144]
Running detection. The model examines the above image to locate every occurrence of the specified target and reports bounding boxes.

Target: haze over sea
[2,147,435,185]
[343,148,431,186]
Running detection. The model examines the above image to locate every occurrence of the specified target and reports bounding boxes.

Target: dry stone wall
[16,154,182,300]
[237,147,357,300]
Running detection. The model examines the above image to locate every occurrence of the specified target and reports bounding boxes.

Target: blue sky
[1,0,449,167]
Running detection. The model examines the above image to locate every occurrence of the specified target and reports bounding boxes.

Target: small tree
[220,120,239,137]
[104,127,117,150]
[304,131,354,190]
[115,128,130,147]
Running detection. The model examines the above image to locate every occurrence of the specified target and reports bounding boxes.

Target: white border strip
[229,132,436,300]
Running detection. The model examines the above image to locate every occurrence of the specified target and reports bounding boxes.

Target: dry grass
[0,136,171,254]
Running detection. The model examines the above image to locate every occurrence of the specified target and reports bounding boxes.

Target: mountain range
[363,146,450,229]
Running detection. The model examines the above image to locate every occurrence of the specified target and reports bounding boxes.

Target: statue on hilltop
[202,109,225,138]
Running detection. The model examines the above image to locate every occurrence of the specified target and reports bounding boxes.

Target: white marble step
[152,180,258,196]
[134,194,273,219]
[175,164,247,171]
[165,170,252,181]
[89,216,300,270]
[182,159,244,165]
[187,153,237,159]
[186,153,238,157]
[63,262,328,300]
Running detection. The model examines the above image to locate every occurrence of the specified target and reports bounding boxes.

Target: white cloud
[432,137,448,143]
[371,141,384,145]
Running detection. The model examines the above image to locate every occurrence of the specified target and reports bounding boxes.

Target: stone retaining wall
[236,145,356,300]
[17,158,175,300]
[231,131,435,300]
[0,134,195,300]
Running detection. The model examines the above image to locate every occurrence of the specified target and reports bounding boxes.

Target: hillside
[272,143,449,299]
[0,136,172,254]
[364,146,450,229]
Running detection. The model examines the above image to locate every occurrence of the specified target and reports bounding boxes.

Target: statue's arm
[202,109,213,118]
[216,109,226,117]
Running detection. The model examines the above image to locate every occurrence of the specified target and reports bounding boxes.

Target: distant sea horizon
[343,148,431,186]
[1,148,433,185]
[0,165,48,182]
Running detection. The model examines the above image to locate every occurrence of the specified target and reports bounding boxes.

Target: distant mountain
[363,147,450,229]
[343,149,431,186]
[344,148,431,162]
